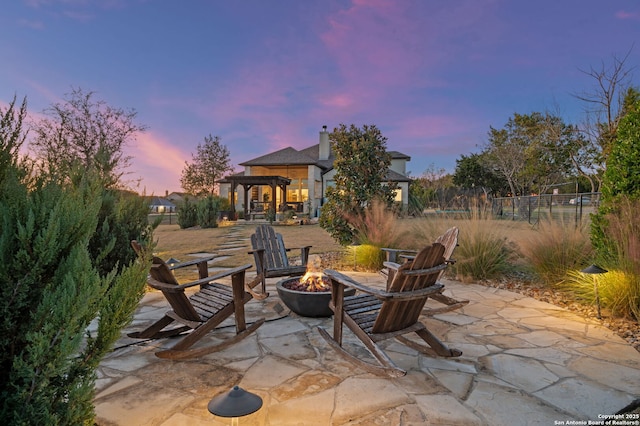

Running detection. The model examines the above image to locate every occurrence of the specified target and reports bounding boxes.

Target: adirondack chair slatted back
[435,227,458,266]
[252,224,290,271]
[373,242,446,333]
[149,261,201,322]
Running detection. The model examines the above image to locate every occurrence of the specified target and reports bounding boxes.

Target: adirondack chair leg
[160,304,237,354]
[319,283,407,378]
[422,293,469,316]
[155,291,259,359]
[396,327,462,358]
[156,318,265,360]
[431,292,469,308]
[246,274,269,299]
[127,315,190,339]
[317,327,406,377]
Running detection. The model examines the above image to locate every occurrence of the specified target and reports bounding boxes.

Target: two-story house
[218,126,412,219]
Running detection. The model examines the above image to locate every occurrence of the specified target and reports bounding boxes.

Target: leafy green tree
[591,89,640,260]
[319,124,397,245]
[453,153,508,197]
[181,134,232,196]
[30,87,146,189]
[483,112,575,196]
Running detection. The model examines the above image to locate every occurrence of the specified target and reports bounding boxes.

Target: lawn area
[151,217,537,271]
[152,222,344,270]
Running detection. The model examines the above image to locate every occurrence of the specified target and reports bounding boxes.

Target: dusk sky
[1,0,638,195]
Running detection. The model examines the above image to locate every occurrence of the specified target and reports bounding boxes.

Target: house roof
[388,150,411,161]
[239,147,320,167]
[385,169,412,182]
[239,144,410,175]
[217,175,291,186]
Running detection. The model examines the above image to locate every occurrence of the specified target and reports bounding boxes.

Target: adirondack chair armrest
[295,245,312,264]
[397,263,448,277]
[168,255,218,270]
[148,264,253,293]
[324,269,445,302]
[324,269,388,298]
[286,245,312,252]
[383,261,402,271]
[381,248,418,263]
[383,283,445,301]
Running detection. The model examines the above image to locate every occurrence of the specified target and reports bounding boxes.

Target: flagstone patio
[94,271,640,425]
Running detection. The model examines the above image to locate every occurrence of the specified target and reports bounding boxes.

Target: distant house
[148,196,176,213]
[165,192,189,205]
[218,126,412,219]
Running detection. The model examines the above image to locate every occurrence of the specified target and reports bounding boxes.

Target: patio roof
[217,175,291,186]
[218,175,292,219]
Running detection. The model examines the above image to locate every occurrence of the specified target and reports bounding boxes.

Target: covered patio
[219,175,291,220]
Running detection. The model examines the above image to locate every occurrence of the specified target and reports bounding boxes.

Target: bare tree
[0,95,28,175]
[572,49,636,192]
[30,87,146,189]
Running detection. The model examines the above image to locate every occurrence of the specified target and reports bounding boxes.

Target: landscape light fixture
[208,385,263,425]
[166,258,180,267]
[581,264,608,319]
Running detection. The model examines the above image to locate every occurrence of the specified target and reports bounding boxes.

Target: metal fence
[491,192,601,225]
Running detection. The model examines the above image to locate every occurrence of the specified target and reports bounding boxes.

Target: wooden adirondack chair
[128,241,264,360]
[318,242,462,377]
[248,224,311,296]
[382,227,468,315]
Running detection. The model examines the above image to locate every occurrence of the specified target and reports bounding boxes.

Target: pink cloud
[127,131,190,195]
[318,93,355,109]
[615,10,640,20]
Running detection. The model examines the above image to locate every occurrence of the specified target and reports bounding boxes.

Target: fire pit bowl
[276,277,356,317]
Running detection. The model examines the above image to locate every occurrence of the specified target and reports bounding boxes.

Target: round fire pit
[276,277,356,317]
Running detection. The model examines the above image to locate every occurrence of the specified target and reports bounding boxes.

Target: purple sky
[1,0,638,195]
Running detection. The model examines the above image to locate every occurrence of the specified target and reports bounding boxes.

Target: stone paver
[94,224,640,425]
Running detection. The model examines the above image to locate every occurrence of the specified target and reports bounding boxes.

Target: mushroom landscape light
[581,264,608,319]
[208,385,262,425]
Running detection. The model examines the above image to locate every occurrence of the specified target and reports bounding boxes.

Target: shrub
[519,220,593,286]
[0,95,152,424]
[343,199,406,270]
[197,195,222,228]
[559,197,639,319]
[352,244,385,271]
[591,92,640,261]
[266,207,276,224]
[0,173,150,424]
[177,196,198,228]
[565,269,639,320]
[452,217,513,281]
[90,188,155,276]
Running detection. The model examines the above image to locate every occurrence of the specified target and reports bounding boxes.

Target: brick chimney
[319,125,330,160]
